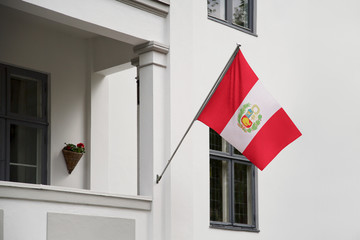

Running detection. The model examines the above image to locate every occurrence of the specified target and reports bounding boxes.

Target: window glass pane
[10,75,42,118]
[210,159,230,222]
[232,0,250,28]
[0,72,3,113]
[208,0,226,20]
[233,147,243,155]
[233,162,253,225]
[9,124,42,183]
[0,119,4,165]
[10,165,37,184]
[210,129,229,153]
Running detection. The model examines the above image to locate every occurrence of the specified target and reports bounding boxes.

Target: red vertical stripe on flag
[197,50,258,133]
[242,108,302,170]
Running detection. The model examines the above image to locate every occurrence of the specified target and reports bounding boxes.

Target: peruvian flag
[197,48,301,170]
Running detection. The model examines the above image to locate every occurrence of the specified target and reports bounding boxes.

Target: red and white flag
[198,48,301,170]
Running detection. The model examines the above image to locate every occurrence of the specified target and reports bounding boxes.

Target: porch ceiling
[0,4,97,39]
[0,0,153,46]
[1,4,137,71]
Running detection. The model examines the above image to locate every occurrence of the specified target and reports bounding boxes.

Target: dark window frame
[207,0,257,36]
[210,130,259,232]
[0,63,49,184]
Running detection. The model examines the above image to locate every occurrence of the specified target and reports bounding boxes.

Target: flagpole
[156,44,241,184]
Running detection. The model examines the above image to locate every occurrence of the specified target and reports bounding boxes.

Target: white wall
[0,194,149,240]
[92,37,136,73]
[89,73,110,192]
[0,5,89,189]
[48,213,135,240]
[168,0,360,240]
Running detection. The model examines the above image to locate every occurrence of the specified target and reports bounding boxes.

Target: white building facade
[1,0,360,239]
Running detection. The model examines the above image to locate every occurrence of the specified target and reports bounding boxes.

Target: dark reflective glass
[0,120,4,164]
[10,124,42,166]
[208,0,226,20]
[0,73,3,113]
[233,147,243,155]
[10,165,37,184]
[10,75,42,118]
[210,159,230,222]
[233,162,252,224]
[232,0,250,28]
[210,129,229,153]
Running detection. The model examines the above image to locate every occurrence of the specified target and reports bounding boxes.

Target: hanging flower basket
[62,143,85,174]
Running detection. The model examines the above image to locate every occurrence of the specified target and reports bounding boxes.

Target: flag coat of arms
[197,47,301,170]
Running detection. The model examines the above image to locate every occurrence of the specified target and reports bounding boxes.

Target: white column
[134,41,169,240]
[89,72,109,192]
[134,41,169,197]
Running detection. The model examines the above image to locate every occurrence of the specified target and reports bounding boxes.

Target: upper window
[207,0,256,34]
[0,63,48,184]
[209,129,258,231]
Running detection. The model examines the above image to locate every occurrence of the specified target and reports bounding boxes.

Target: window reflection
[10,124,43,183]
[208,0,226,20]
[10,75,42,118]
[234,162,252,224]
[210,159,230,222]
[232,0,249,28]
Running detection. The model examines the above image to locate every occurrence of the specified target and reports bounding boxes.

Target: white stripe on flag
[220,81,281,152]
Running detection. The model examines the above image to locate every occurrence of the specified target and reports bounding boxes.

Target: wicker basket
[62,149,83,174]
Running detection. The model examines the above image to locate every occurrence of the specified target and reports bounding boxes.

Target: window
[207,0,256,34]
[0,63,48,184]
[209,129,258,231]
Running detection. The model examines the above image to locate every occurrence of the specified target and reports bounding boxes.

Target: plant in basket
[64,142,86,153]
[62,142,85,174]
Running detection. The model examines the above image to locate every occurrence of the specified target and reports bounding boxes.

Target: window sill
[0,181,152,211]
[210,224,260,233]
[207,16,258,37]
